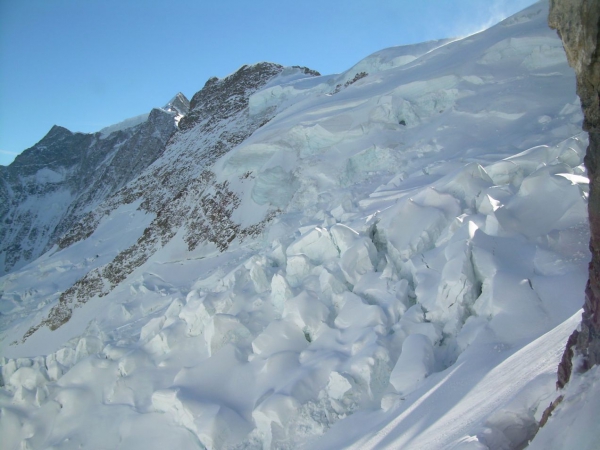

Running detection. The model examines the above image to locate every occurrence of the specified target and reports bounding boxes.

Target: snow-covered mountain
[1,2,597,448]
[0,94,190,276]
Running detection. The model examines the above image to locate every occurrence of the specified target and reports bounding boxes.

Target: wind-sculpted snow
[0,2,594,449]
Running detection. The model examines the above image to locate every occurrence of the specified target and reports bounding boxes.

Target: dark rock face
[0,103,184,276]
[549,0,600,386]
[179,62,284,132]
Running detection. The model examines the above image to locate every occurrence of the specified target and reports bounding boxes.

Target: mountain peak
[211,62,286,87]
[163,92,190,117]
[29,125,75,149]
[44,125,73,140]
[180,62,286,131]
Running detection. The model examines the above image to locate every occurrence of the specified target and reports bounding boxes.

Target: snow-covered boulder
[389,333,435,395]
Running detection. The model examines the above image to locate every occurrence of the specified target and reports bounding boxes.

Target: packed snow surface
[1,1,598,449]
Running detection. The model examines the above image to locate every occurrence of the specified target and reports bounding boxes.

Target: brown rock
[549,0,600,385]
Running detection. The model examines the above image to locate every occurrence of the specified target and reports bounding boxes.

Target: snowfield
[1,1,599,449]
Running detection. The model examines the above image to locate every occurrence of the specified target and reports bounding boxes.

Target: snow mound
[334,39,455,89]
[479,36,567,69]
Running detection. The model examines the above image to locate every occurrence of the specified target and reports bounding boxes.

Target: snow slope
[1,1,597,448]
[528,363,600,450]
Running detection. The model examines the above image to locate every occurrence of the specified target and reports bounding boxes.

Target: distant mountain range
[0,93,189,275]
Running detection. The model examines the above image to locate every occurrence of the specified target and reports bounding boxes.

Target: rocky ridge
[531,0,600,434]
[549,0,600,384]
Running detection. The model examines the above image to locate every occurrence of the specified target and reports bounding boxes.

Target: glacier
[1,1,598,449]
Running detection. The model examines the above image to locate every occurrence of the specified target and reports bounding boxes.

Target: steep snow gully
[1,1,598,449]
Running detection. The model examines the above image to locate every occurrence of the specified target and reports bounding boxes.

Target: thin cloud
[452,0,539,38]
[0,149,18,155]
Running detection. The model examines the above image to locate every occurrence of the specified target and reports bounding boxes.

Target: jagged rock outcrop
[0,95,188,276]
[548,0,600,388]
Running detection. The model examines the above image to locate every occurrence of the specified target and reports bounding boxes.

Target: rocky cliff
[548,0,600,388]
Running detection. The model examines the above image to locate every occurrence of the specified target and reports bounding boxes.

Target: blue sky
[0,0,539,166]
